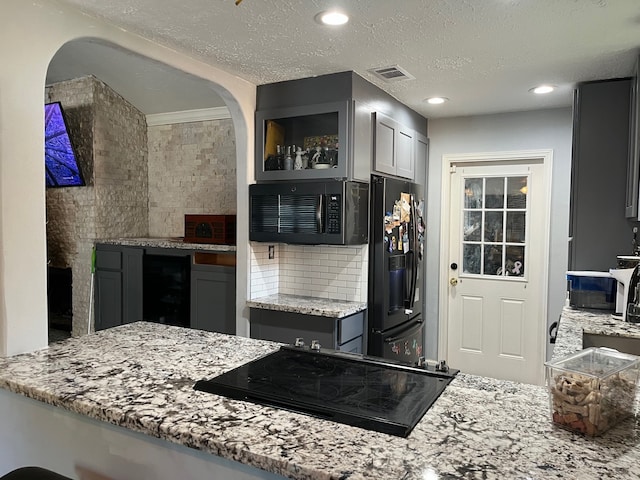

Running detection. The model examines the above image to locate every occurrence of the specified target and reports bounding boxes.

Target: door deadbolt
[450,262,458,270]
[450,278,458,286]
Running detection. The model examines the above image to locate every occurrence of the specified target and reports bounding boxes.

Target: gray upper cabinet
[414,132,429,186]
[373,112,396,176]
[255,100,354,181]
[570,78,633,270]
[373,111,417,181]
[396,123,415,179]
[255,71,427,184]
[626,55,640,219]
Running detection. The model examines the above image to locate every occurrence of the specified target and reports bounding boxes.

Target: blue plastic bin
[566,271,616,310]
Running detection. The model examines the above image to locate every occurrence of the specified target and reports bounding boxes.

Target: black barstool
[0,467,71,480]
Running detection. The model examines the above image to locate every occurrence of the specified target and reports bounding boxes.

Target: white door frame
[438,149,553,382]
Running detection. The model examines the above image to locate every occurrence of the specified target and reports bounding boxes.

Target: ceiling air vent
[368,65,415,83]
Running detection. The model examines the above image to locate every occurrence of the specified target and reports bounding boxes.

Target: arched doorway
[45,38,243,340]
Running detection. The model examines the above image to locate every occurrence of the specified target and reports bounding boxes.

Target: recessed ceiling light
[315,10,349,26]
[530,85,555,94]
[425,97,448,105]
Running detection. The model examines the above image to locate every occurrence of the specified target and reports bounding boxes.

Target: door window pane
[505,246,525,277]
[460,174,528,279]
[507,176,527,208]
[463,244,481,274]
[506,211,526,243]
[484,211,503,242]
[485,177,505,208]
[484,245,503,276]
[464,211,482,241]
[465,178,483,209]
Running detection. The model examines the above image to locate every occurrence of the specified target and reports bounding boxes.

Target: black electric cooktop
[194,345,458,437]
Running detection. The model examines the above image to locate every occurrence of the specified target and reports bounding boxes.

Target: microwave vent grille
[251,195,279,233]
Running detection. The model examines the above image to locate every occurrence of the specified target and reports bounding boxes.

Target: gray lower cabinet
[95,270,122,330]
[94,244,142,331]
[250,309,365,353]
[190,264,236,335]
[122,247,144,324]
[95,244,236,334]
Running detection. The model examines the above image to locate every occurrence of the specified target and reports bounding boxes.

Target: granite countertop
[97,237,237,252]
[2,319,640,479]
[553,306,640,359]
[247,293,367,318]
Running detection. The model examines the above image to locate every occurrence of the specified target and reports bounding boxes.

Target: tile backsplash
[250,243,368,302]
[250,243,280,298]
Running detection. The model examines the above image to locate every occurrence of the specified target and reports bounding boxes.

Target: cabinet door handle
[317,194,324,233]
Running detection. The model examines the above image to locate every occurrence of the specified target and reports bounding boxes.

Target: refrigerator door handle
[404,251,415,308]
[383,318,424,343]
[405,194,419,309]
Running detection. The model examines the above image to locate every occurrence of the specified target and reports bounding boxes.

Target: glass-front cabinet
[255,101,351,181]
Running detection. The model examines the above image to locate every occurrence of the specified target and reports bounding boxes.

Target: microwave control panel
[327,194,342,234]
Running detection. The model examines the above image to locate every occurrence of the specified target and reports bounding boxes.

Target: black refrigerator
[368,174,425,365]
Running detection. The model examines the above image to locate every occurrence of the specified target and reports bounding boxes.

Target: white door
[443,153,551,385]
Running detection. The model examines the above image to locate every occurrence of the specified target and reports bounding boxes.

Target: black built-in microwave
[249,180,368,245]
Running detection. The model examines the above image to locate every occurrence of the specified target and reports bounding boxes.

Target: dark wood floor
[48,313,72,344]
[49,327,72,344]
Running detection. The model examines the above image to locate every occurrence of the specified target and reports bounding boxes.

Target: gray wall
[426,107,573,361]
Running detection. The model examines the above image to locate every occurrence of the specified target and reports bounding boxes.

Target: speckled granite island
[2,312,640,479]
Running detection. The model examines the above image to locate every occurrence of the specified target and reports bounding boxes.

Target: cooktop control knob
[294,338,305,347]
[417,356,426,367]
[436,360,449,372]
[311,340,321,351]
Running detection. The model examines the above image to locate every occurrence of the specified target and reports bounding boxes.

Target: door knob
[450,278,458,286]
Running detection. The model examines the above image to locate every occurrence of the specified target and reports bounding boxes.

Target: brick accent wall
[250,243,368,302]
[147,119,236,237]
[46,76,148,336]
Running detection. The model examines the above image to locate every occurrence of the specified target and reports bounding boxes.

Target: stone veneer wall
[250,243,368,302]
[147,119,236,237]
[46,76,148,336]
[93,80,148,241]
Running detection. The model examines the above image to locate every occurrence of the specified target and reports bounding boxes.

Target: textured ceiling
[48,0,640,118]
